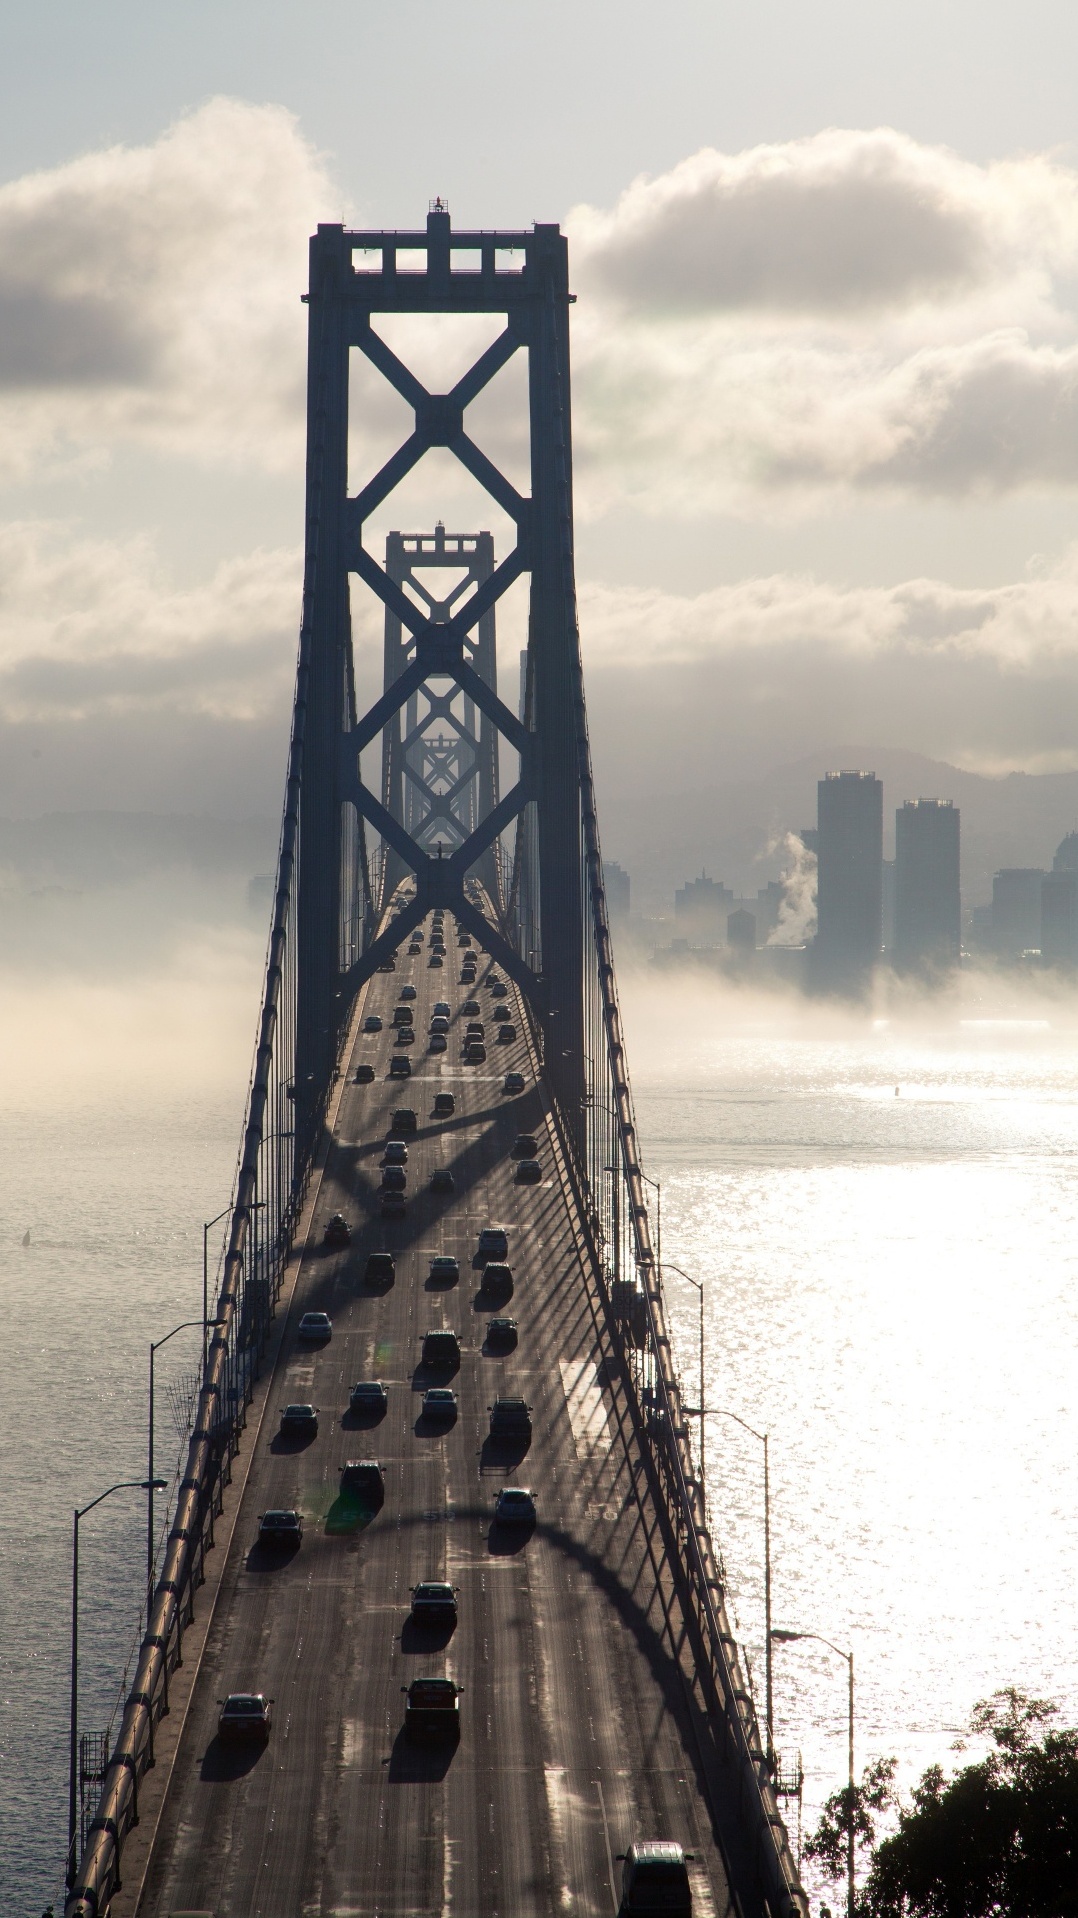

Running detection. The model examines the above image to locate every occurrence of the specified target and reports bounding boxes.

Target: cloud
[569,130,1075,316]
[579,551,1078,785]
[565,130,1078,511]
[0,98,331,474]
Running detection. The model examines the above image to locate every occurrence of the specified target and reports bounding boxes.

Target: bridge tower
[379,524,502,912]
[295,207,585,1148]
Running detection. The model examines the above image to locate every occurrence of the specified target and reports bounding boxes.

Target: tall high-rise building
[674,871,733,943]
[814,771,882,989]
[1041,871,1078,967]
[893,799,960,974]
[991,869,1044,959]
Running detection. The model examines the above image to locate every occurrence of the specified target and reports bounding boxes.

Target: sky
[3,1,1078,832]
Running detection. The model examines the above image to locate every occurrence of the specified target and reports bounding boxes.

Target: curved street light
[663,1262,706,1497]
[148,1317,226,1607]
[770,1628,855,1918]
[69,1477,167,1888]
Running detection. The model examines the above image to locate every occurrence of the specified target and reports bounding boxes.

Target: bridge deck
[135,920,730,1917]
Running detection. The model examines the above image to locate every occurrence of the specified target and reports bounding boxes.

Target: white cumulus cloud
[0,97,332,476]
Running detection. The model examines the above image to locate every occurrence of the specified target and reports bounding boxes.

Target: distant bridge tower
[295,206,585,1146]
[379,524,502,911]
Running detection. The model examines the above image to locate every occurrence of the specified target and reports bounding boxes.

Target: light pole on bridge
[695,1409,773,1760]
[203,1205,231,1360]
[771,1628,855,1918]
[69,1477,166,1888]
[148,1318,225,1612]
[663,1262,706,1499]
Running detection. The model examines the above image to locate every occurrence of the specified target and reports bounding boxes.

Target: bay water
[4,927,1076,1910]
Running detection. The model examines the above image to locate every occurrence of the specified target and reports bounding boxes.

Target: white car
[494,1487,536,1526]
[297,1311,332,1341]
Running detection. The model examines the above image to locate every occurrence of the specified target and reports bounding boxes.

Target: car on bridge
[257,1508,303,1548]
[349,1380,388,1415]
[395,1028,414,1046]
[323,1213,351,1246]
[515,1157,541,1183]
[496,1024,516,1045]
[382,1139,408,1164]
[461,965,477,982]
[428,1254,459,1284]
[486,1315,518,1350]
[489,978,507,996]
[421,1328,461,1368]
[461,999,480,1014]
[489,1396,531,1441]
[297,1313,332,1342]
[380,1165,407,1193]
[377,958,395,972]
[389,1056,411,1078]
[408,940,422,954]
[493,1005,512,1022]
[429,1033,447,1053]
[399,983,417,1001]
[279,1403,318,1438]
[393,1005,414,1025]
[355,1062,375,1083]
[391,1107,418,1133]
[429,954,444,968]
[429,1016,449,1035]
[422,1386,458,1422]
[511,1134,538,1158]
[493,1486,535,1527]
[503,1071,526,1093]
[339,1459,385,1504]
[616,1841,693,1916]
[464,1041,486,1063]
[430,1167,455,1193]
[410,1581,458,1626]
[364,1251,395,1287]
[218,1693,272,1746]
[381,1191,407,1219]
[403,1676,461,1743]
[363,1014,383,1032]
[433,1091,455,1117]
[477,1225,509,1261]
[480,1261,513,1300]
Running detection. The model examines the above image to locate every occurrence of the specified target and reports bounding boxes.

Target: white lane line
[558,1357,613,1460]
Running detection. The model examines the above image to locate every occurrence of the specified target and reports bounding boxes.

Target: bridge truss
[66,211,806,1918]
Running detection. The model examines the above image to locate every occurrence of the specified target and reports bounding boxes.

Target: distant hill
[597,749,1078,914]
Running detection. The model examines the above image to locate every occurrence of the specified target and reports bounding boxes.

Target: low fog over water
[4,881,1078,1907]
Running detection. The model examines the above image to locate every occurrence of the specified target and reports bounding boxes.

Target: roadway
[138,914,731,1917]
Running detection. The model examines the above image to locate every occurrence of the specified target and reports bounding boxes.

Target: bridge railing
[63,553,330,1918]
[551,770,808,1918]
[521,278,806,1918]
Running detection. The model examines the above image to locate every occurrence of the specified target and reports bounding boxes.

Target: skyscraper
[991,869,1044,959]
[814,771,882,990]
[893,799,960,975]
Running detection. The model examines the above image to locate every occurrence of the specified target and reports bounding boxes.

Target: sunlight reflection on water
[624,970,1078,1901]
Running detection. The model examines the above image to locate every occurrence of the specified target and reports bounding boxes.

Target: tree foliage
[806,1757,897,1880]
[855,1690,1078,1918]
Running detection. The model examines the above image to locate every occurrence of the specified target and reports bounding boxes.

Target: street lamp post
[203,1205,231,1358]
[771,1628,855,1918]
[700,1410,772,1758]
[69,1477,166,1888]
[664,1263,705,1499]
[148,1318,225,1609]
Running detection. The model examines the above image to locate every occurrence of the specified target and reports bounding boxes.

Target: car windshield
[226,1696,263,1712]
[285,1404,313,1416]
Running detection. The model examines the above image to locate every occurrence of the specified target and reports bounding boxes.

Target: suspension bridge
[65,207,806,1918]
